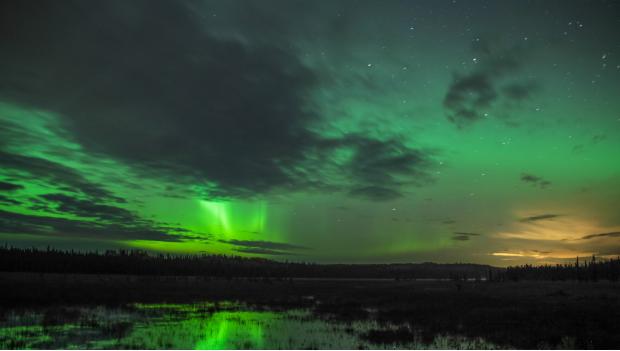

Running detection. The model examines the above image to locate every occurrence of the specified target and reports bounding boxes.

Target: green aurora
[0,0,619,265]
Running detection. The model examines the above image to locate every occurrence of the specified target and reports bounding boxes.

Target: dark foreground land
[2,272,620,349]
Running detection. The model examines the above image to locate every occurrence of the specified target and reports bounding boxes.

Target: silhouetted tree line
[0,245,494,279]
[491,255,620,282]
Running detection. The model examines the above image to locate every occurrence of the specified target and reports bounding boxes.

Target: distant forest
[1,246,618,281]
[0,246,494,279]
[498,255,620,282]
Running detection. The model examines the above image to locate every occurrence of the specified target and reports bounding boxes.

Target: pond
[0,302,498,349]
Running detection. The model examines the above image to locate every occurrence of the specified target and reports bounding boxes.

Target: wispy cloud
[219,239,311,255]
[581,232,620,240]
[443,39,537,127]
[234,247,293,256]
[519,214,561,222]
[520,173,551,189]
[0,181,23,191]
[452,232,482,241]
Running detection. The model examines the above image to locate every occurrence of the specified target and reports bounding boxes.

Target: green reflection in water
[121,306,319,349]
[194,312,267,350]
[0,303,499,350]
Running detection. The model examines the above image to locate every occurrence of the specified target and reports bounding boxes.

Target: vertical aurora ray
[200,201,233,236]
[199,200,269,240]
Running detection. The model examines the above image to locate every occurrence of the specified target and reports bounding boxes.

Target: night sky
[1,0,619,265]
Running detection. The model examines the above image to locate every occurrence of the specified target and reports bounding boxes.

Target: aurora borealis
[0,0,619,266]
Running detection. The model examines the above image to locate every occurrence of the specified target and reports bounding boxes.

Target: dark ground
[1,272,619,349]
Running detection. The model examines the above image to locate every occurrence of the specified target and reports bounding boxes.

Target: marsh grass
[2,274,619,349]
[0,302,501,349]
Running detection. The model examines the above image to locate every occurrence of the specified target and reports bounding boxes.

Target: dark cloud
[0,1,436,202]
[348,186,402,201]
[0,180,204,242]
[451,232,481,241]
[0,181,23,191]
[452,235,472,241]
[0,209,183,242]
[175,232,211,242]
[581,232,620,240]
[39,193,138,222]
[444,73,497,124]
[233,247,293,256]
[572,134,607,154]
[520,173,551,189]
[443,40,536,126]
[0,151,123,202]
[320,134,435,201]
[345,136,431,187]
[0,0,319,199]
[520,214,561,222]
[454,232,482,236]
[0,195,20,205]
[219,239,311,251]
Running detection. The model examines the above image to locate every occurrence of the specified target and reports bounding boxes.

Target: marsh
[0,302,500,349]
[2,273,620,349]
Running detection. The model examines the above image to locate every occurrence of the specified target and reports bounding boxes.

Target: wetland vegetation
[2,272,619,349]
[2,248,620,349]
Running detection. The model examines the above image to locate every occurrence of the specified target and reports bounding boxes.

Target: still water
[0,302,497,349]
